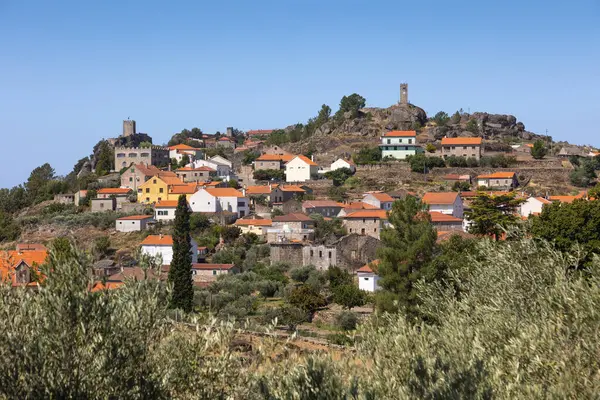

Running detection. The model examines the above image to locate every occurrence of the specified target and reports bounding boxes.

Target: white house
[520,196,551,217]
[285,155,319,182]
[421,192,463,218]
[357,261,380,292]
[190,159,231,178]
[115,215,154,232]
[168,144,203,163]
[330,158,356,173]
[154,200,187,222]
[379,131,423,160]
[140,234,198,265]
[362,192,394,211]
[209,155,232,168]
[189,188,249,217]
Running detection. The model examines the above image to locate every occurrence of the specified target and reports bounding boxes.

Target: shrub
[466,119,479,134]
[333,284,367,309]
[262,305,307,331]
[326,333,354,346]
[452,181,471,192]
[253,169,284,181]
[425,143,437,153]
[336,311,359,331]
[352,146,381,165]
[407,154,445,173]
[445,155,468,168]
[290,265,316,283]
[93,236,110,259]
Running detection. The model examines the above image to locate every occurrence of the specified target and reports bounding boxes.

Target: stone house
[97,188,132,210]
[337,202,379,217]
[379,131,423,160]
[476,172,518,189]
[261,145,290,155]
[440,137,483,160]
[175,166,216,183]
[422,192,464,218]
[114,146,169,170]
[341,210,389,240]
[120,163,165,190]
[91,198,116,212]
[254,154,294,171]
[216,136,235,148]
[270,185,306,204]
[54,193,75,204]
[267,213,315,243]
[302,200,343,217]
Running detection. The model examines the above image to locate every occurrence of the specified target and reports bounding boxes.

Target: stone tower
[123,119,136,137]
[400,83,408,105]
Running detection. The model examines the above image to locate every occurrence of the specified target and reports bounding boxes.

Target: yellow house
[137,175,184,204]
[233,218,272,236]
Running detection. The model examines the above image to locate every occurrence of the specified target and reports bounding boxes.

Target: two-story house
[234,218,273,236]
[140,234,198,265]
[302,200,343,217]
[285,155,319,182]
[270,185,306,204]
[476,172,518,189]
[421,192,464,218]
[137,175,185,204]
[168,144,203,163]
[440,137,483,160]
[175,166,216,183]
[341,209,389,240]
[97,188,132,210]
[154,200,180,222]
[267,213,315,243]
[428,211,464,232]
[379,131,423,160]
[254,154,294,171]
[120,163,165,190]
[362,192,394,211]
[189,188,249,217]
[190,158,231,178]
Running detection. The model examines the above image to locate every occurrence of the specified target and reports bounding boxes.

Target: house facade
[285,155,318,182]
[120,163,165,190]
[190,159,231,178]
[379,131,423,160]
[140,235,198,265]
[270,185,305,204]
[476,172,518,189]
[428,212,464,232]
[302,200,343,217]
[440,137,483,160]
[168,144,203,163]
[234,218,272,236]
[422,192,464,218]
[97,188,132,210]
[357,262,381,292]
[154,200,185,222]
[267,213,315,243]
[191,263,238,283]
[175,166,216,183]
[362,192,394,210]
[330,158,356,173]
[520,196,551,217]
[115,215,154,232]
[254,154,294,171]
[114,146,169,170]
[341,210,389,240]
[137,175,184,204]
[189,188,249,217]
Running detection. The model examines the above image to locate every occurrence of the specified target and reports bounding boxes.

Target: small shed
[115,215,155,232]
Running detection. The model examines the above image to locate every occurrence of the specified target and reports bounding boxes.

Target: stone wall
[333,234,380,272]
[270,243,303,266]
[302,245,336,270]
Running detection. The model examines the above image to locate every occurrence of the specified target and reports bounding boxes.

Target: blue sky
[1,0,599,188]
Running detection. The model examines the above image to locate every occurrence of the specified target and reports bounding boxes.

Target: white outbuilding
[115,215,154,232]
[357,261,381,292]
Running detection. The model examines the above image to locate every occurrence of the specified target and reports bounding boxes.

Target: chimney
[241,188,246,197]
[268,183,272,191]
[311,154,315,162]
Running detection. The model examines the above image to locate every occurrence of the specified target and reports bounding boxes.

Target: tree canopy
[465,193,524,240]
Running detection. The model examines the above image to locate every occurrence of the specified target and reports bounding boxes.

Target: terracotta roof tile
[357,259,379,273]
[247,129,274,135]
[303,200,342,208]
[235,218,272,226]
[97,188,132,195]
[441,137,482,145]
[140,235,173,246]
[204,188,245,198]
[245,185,272,195]
[343,210,388,219]
[428,211,463,222]
[383,130,416,137]
[192,263,236,270]
[368,192,394,202]
[291,155,318,166]
[169,144,200,151]
[476,172,517,179]
[155,200,179,208]
[169,183,199,194]
[422,192,459,205]
[117,215,154,220]
[256,154,294,162]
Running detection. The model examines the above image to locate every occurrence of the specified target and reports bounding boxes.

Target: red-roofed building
[140,235,199,265]
[428,211,463,231]
[422,192,464,218]
[189,188,249,218]
[341,210,389,239]
[362,192,395,210]
[192,263,238,283]
[357,260,380,292]
[519,196,552,217]
[476,172,518,189]
[175,166,216,183]
[380,130,423,160]
[235,217,273,236]
[0,249,48,287]
[302,200,343,217]
[285,155,319,182]
[255,154,295,171]
[247,129,274,137]
[441,137,483,160]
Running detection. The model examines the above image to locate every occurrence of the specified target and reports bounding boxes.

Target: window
[351,250,356,259]
[319,251,323,258]
[128,153,137,157]
[157,197,161,202]
[472,146,476,150]
[364,277,369,281]
[361,228,365,235]
[328,251,332,259]
[463,146,467,150]
[140,153,150,158]
[349,228,353,233]
[408,139,412,144]
[146,197,150,202]
[310,250,314,256]
[119,221,122,224]
[129,177,133,182]
[362,219,365,223]
[159,188,164,193]
[374,228,377,232]
[145,188,150,193]
[212,270,217,275]
[153,179,157,184]
[387,139,391,144]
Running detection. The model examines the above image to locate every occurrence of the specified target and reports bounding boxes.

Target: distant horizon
[1,0,598,188]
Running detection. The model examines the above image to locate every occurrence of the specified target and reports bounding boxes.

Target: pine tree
[465,193,524,240]
[376,196,437,315]
[169,195,194,312]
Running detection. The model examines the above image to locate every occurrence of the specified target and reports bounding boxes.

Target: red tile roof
[256,154,295,162]
[342,202,379,210]
[235,218,272,226]
[97,188,132,195]
[0,250,48,285]
[343,210,388,219]
[169,183,199,194]
[428,211,463,223]
[204,188,245,198]
[476,172,516,179]
[245,185,272,195]
[383,130,416,137]
[422,192,459,205]
[247,129,274,136]
[303,200,342,208]
[441,137,482,145]
[357,259,379,273]
[155,200,179,208]
[290,155,318,166]
[273,213,313,222]
[140,235,173,246]
[367,192,394,202]
[280,185,306,192]
[169,144,201,151]
[117,215,154,221]
[176,166,215,172]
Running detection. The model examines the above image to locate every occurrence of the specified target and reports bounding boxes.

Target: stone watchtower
[123,119,136,137]
[400,83,408,105]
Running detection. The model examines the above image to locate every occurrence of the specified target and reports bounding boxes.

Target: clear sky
[1,0,599,188]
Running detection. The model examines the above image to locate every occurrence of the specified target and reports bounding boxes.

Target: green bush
[326,333,354,346]
[452,181,471,192]
[407,154,445,173]
[336,311,358,331]
[352,146,381,165]
[253,169,285,181]
[290,265,316,283]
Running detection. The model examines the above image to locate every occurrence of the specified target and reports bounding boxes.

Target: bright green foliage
[253,169,285,181]
[376,196,437,314]
[324,167,354,186]
[570,159,597,187]
[465,193,524,239]
[407,154,445,172]
[0,211,20,242]
[431,111,450,126]
[26,163,56,203]
[352,146,382,165]
[169,195,194,312]
[94,141,114,176]
[287,285,327,321]
[425,143,436,153]
[332,284,366,309]
[335,93,366,119]
[178,154,190,168]
[531,140,548,159]
[452,181,471,192]
[530,198,600,267]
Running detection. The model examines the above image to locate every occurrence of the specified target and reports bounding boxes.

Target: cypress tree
[169,195,193,312]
